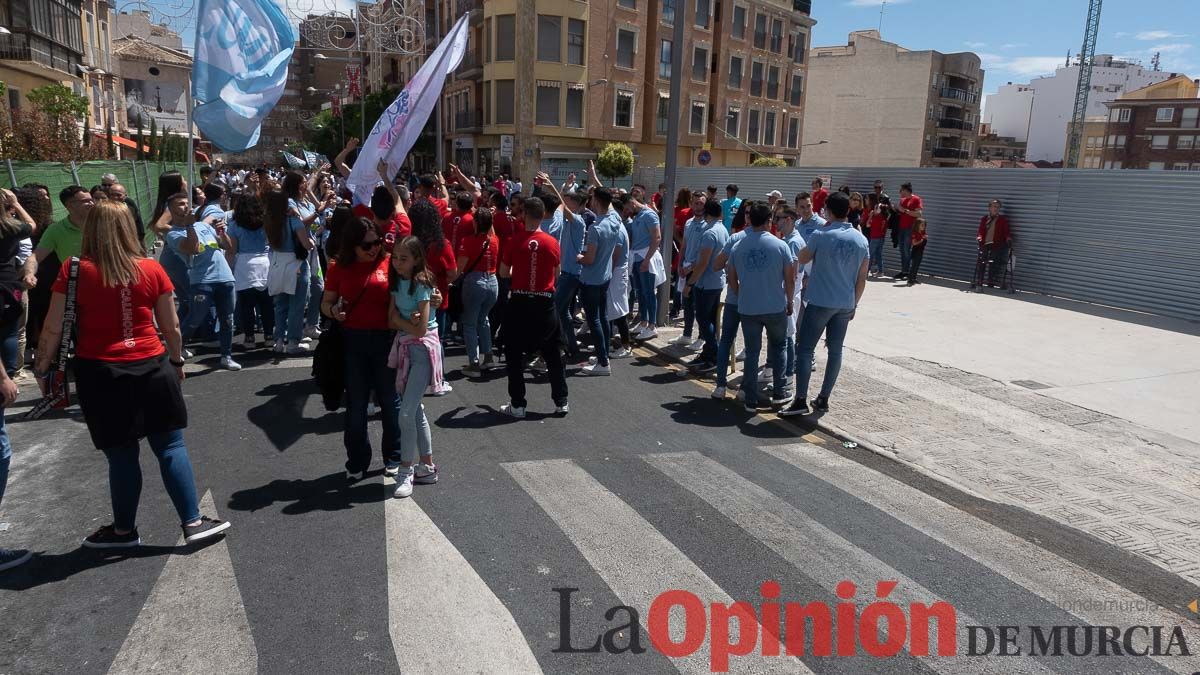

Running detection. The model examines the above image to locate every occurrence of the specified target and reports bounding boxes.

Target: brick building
[1101,75,1200,171]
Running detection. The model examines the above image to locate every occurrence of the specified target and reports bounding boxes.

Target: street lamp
[802,139,829,147]
[314,52,365,141]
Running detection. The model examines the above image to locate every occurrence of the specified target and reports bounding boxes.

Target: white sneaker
[383,464,400,477]
[528,357,547,373]
[303,326,322,340]
[219,356,242,371]
[711,386,727,399]
[345,470,364,481]
[367,402,382,415]
[183,348,195,359]
[670,334,693,346]
[393,471,414,498]
[687,338,705,352]
[500,403,526,419]
[587,355,599,365]
[555,403,570,415]
[287,342,312,355]
[735,347,746,362]
[272,340,285,354]
[635,327,658,340]
[581,363,611,376]
[428,383,452,396]
[298,336,313,345]
[611,346,634,359]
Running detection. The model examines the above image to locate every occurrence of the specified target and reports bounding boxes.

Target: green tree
[104,117,115,159]
[595,142,635,181]
[751,156,787,167]
[26,84,88,123]
[135,116,145,160]
[148,116,159,160]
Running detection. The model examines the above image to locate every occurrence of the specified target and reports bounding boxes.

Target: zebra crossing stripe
[504,458,813,674]
[760,443,1200,675]
[385,485,544,674]
[644,451,1054,675]
[107,491,256,675]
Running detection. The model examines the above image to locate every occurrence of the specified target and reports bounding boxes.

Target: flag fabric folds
[281,151,306,169]
[346,14,470,205]
[192,0,296,152]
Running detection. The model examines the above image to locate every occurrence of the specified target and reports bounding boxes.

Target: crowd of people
[0,136,1018,571]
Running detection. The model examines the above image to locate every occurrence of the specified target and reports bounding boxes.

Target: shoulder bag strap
[456,238,491,284]
[55,257,80,374]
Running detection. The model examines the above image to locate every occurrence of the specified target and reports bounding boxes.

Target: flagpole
[186,75,194,210]
[433,0,443,171]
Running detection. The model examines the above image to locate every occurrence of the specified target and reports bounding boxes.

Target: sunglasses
[359,239,382,251]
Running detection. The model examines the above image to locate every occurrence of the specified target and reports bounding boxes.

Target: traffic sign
[697,149,712,166]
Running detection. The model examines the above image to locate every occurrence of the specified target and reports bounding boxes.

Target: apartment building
[0,0,84,111]
[800,30,983,168]
[432,0,813,181]
[79,0,120,140]
[1063,116,1107,169]
[1100,75,1200,171]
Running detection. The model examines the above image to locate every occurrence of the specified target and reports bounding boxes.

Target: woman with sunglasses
[321,217,404,480]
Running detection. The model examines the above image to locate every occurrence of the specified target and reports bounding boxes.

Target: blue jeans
[715,302,740,388]
[694,288,722,362]
[740,312,788,405]
[272,259,310,345]
[462,272,499,364]
[869,238,885,274]
[899,229,913,275]
[306,270,324,329]
[397,342,433,465]
[634,263,658,325]
[554,272,582,355]
[342,329,402,473]
[101,430,201,530]
[181,281,236,357]
[1,401,10,508]
[796,304,855,402]
[785,336,796,379]
[580,282,610,367]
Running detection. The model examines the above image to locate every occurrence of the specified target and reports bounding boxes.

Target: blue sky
[810,0,1200,94]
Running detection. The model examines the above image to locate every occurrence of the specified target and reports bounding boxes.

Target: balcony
[457,51,482,79]
[454,108,483,133]
[0,32,82,81]
[932,147,969,160]
[937,117,975,131]
[793,0,813,13]
[939,87,977,104]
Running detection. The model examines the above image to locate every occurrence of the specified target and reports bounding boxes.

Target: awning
[96,132,149,153]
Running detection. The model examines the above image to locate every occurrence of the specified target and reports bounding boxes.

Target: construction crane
[1066,0,1103,168]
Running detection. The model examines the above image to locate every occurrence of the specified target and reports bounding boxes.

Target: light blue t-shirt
[559,211,587,276]
[797,214,828,245]
[540,208,564,242]
[392,278,438,334]
[720,230,746,305]
[696,221,730,290]
[682,216,708,268]
[580,209,622,286]
[228,223,269,255]
[803,222,869,310]
[728,229,795,316]
[277,198,314,254]
[628,206,661,258]
[165,222,235,285]
[613,217,629,269]
[720,197,742,231]
[197,202,225,222]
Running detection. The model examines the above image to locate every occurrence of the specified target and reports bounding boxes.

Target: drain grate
[1011,379,1054,390]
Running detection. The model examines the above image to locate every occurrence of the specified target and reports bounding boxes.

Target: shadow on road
[660,397,800,440]
[226,471,390,515]
[246,380,341,452]
[0,540,222,591]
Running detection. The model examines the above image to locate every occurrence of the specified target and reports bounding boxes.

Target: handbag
[448,238,490,317]
[25,257,78,419]
[311,272,372,411]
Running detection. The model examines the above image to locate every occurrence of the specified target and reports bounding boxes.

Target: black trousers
[909,241,927,282]
[504,294,568,408]
[491,277,511,350]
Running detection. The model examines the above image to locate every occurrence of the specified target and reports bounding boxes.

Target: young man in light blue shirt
[781,191,869,417]
[578,188,622,376]
[624,197,662,340]
[720,184,742,232]
[683,198,729,372]
[727,202,796,411]
[536,178,588,362]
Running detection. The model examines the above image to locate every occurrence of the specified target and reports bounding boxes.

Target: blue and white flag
[192,0,295,152]
[347,14,469,205]
[281,151,306,169]
[303,150,320,170]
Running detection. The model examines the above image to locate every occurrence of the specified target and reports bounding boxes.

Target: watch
[169,357,186,367]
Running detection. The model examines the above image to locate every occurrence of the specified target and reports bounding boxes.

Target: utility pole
[1066,0,1102,169]
[515,0,537,184]
[657,0,686,326]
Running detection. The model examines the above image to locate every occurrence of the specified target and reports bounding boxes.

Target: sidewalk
[643,277,1200,586]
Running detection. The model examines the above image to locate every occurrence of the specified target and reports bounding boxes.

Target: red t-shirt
[54,258,172,362]
[457,232,499,274]
[427,196,451,219]
[425,239,457,309]
[350,206,412,243]
[867,212,888,239]
[442,210,474,251]
[503,229,560,293]
[812,188,829,215]
[324,254,393,330]
[492,210,518,263]
[899,195,922,230]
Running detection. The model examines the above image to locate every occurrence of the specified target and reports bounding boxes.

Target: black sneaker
[779,399,813,417]
[693,361,718,374]
[83,525,142,549]
[183,516,232,544]
[812,396,830,412]
[686,356,711,369]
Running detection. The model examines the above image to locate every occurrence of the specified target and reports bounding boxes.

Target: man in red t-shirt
[498,196,566,418]
[896,182,923,280]
[810,177,829,216]
[442,192,475,252]
[353,180,412,244]
[418,174,451,219]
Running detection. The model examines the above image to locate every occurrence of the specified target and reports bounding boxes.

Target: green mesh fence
[1,159,199,222]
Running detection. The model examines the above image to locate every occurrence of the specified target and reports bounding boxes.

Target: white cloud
[1000,43,1026,50]
[1135,30,1187,41]
[1114,32,1130,39]
[980,54,1066,78]
[1149,43,1193,54]
[964,41,987,49]
[844,0,910,6]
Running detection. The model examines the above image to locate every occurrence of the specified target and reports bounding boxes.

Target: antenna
[878,0,886,33]
[1151,51,1161,71]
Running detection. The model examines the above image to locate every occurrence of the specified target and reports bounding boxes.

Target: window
[618,0,636,8]
[537,15,561,62]
[729,56,743,89]
[787,117,799,148]
[84,12,95,66]
[754,14,767,50]
[616,28,637,69]
[1086,136,1097,148]
[747,109,760,144]
[656,95,670,135]
[692,46,708,82]
[496,15,515,61]
[536,83,560,126]
[1182,108,1199,129]
[770,19,783,53]
[695,0,710,29]
[1175,162,1192,170]
[484,18,491,62]
[750,61,764,97]
[1118,108,1131,123]
[615,90,634,127]
[690,100,706,134]
[793,31,806,63]
[767,65,780,99]
[659,40,673,79]
[1155,107,1174,123]
[1148,161,1166,170]
[1178,135,1195,150]
[1151,134,1169,149]
[764,111,776,145]
[566,86,584,128]
[789,73,803,106]
[732,5,747,40]
[495,79,514,124]
[726,105,740,137]
[483,81,491,124]
[1112,161,1122,169]
[662,0,675,25]
[1116,135,1126,146]
[567,19,586,65]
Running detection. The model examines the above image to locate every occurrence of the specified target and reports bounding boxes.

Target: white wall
[983,83,1034,141]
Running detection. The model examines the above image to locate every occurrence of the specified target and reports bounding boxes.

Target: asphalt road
[1,342,1198,675]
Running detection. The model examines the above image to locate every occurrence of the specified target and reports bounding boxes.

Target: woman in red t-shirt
[320,216,403,477]
[671,188,693,274]
[456,207,500,372]
[34,201,230,549]
[864,194,887,277]
[410,201,458,390]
